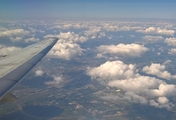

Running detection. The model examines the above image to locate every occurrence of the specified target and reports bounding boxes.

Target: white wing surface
[0,38,58,101]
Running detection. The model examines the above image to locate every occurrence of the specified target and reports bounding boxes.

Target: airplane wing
[0,38,58,102]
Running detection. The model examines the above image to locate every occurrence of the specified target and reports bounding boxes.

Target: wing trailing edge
[0,37,58,101]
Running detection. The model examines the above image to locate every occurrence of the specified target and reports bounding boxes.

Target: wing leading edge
[0,38,58,101]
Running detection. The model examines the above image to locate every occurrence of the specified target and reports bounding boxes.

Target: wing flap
[0,93,17,103]
[0,80,16,97]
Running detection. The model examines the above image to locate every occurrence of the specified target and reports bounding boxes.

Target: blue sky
[0,0,176,20]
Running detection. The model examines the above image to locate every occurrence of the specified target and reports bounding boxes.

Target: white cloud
[25,37,40,43]
[53,21,141,33]
[45,76,63,85]
[35,70,44,77]
[84,27,101,36]
[58,32,88,43]
[124,92,148,105]
[142,35,163,43]
[0,26,8,31]
[97,43,149,58]
[101,22,141,32]
[165,37,176,46]
[142,63,176,80]
[136,27,175,36]
[108,76,163,95]
[107,35,114,40]
[28,27,45,33]
[168,48,176,55]
[163,60,172,65]
[48,40,84,60]
[0,44,21,56]
[87,60,176,109]
[54,24,73,29]
[0,29,30,37]
[87,61,138,84]
[44,32,88,43]
[10,37,23,42]
[130,35,135,37]
[84,27,105,39]
[102,81,176,109]
[149,97,174,109]
[54,22,89,29]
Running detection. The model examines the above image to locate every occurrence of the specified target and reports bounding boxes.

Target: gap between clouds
[35,69,64,86]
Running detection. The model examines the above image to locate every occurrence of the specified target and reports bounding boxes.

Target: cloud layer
[136,27,175,36]
[1,20,176,111]
[87,60,176,109]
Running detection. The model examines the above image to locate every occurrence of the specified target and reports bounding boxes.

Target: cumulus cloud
[142,35,163,43]
[108,76,162,95]
[48,40,84,60]
[168,48,176,55]
[35,70,44,77]
[84,27,105,39]
[142,63,176,80]
[87,61,137,84]
[25,37,40,43]
[97,43,148,58]
[0,44,21,56]
[103,81,176,109]
[0,26,8,31]
[163,60,172,65]
[0,29,30,38]
[149,97,174,109]
[87,60,176,109]
[28,27,45,33]
[101,22,141,32]
[58,32,88,43]
[53,21,140,33]
[54,22,90,30]
[44,32,88,43]
[165,37,176,46]
[54,24,75,29]
[10,37,23,42]
[136,27,175,36]
[45,76,63,85]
